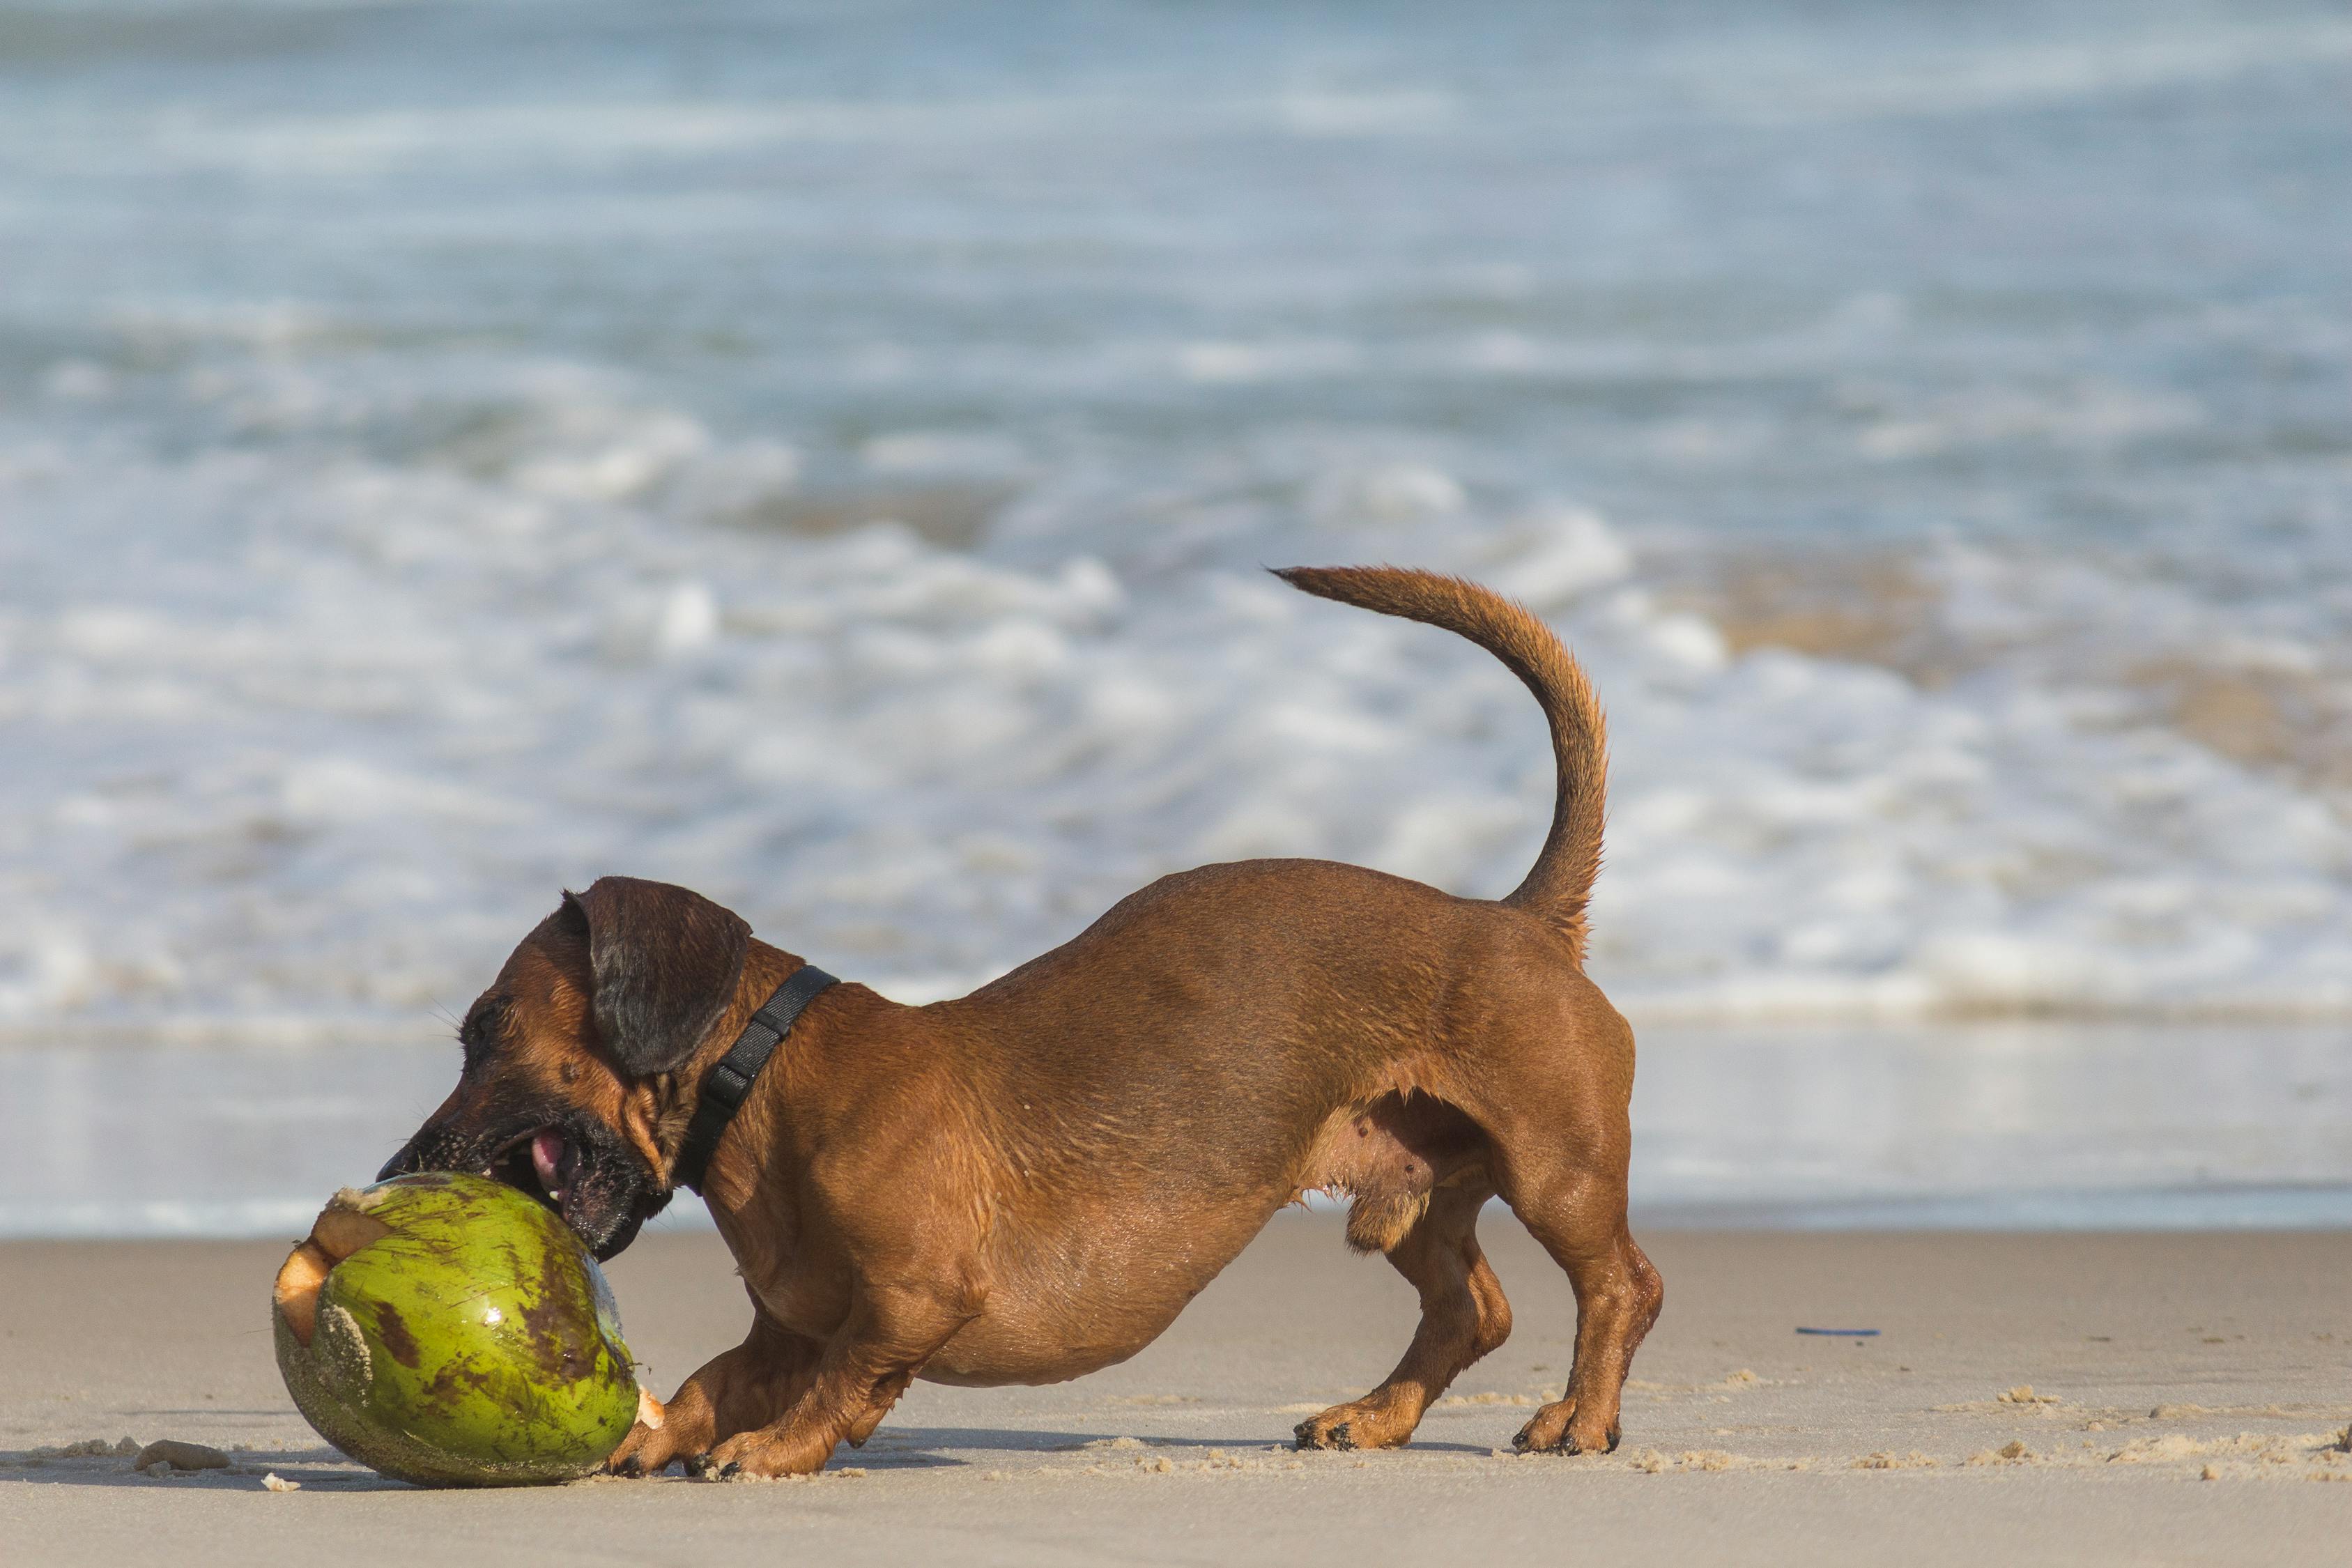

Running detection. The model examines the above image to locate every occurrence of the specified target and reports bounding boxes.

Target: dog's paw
[1512,1398,1618,1456]
[602,1418,685,1478]
[1294,1394,1419,1452]
[700,1427,837,1480]
[1293,1415,1357,1452]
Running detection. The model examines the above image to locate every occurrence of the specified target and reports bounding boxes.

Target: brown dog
[380,565,1662,1477]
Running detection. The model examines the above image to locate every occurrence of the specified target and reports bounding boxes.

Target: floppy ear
[562,876,751,1077]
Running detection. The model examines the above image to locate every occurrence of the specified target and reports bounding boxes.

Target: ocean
[2,0,2348,1231]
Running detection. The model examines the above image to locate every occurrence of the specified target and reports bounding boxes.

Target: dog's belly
[918,1192,1286,1387]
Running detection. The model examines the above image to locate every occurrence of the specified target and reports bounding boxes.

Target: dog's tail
[1273,565,1606,958]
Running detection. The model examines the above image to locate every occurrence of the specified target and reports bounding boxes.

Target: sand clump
[2109,1434,2218,1466]
[1114,1447,1284,1477]
[19,1436,245,1478]
[1624,1448,1801,1474]
[1965,1440,2038,1466]
[1937,1385,2073,1416]
[1852,1451,1939,1470]
[2105,1431,2349,1480]
[1613,1370,1767,1409]
[26,1437,141,1462]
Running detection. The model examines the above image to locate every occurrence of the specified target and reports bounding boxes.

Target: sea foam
[4,394,2352,1029]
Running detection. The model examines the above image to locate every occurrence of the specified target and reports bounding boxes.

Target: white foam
[6,406,2352,1031]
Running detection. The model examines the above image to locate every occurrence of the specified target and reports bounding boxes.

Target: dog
[380,564,1663,1478]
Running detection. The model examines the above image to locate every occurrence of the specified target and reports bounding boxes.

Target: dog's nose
[376,1141,422,1183]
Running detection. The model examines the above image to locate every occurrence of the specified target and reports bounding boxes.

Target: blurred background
[3,0,2348,1235]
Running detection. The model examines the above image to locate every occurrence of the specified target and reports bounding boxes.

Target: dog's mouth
[486,1125,585,1211]
[383,1112,668,1262]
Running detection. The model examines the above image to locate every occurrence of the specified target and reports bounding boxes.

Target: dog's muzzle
[378,1112,669,1261]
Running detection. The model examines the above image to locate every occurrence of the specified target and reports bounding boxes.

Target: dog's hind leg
[1485,1081,1662,1456]
[1502,1174,1660,1456]
[1293,1185,1512,1451]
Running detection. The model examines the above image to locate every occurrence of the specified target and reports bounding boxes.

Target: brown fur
[385,566,1663,1478]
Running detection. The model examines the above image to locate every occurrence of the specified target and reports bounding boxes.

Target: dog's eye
[457,996,510,1075]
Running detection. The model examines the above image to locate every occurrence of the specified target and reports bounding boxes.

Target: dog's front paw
[603,1419,683,1478]
[602,1388,694,1477]
[698,1426,838,1480]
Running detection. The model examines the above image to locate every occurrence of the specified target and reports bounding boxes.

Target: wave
[5,366,2352,1026]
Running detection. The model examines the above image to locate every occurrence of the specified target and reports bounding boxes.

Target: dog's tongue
[530,1130,567,1202]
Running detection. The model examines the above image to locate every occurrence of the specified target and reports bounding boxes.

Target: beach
[5,1215,2344,1565]
[3,2,2350,1561]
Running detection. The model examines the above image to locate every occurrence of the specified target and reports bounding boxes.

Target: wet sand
[3,1216,2346,1565]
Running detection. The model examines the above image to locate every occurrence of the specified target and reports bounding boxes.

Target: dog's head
[378,876,753,1261]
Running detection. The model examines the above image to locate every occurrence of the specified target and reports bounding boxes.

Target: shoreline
[7,1183,2352,1242]
[10,1022,2348,1243]
[6,1217,2346,1564]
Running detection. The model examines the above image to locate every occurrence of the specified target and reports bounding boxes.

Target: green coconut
[271,1171,647,1486]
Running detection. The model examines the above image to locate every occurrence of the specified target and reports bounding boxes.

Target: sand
[3,1215,2345,1565]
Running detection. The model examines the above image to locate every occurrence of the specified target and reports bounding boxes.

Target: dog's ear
[560,877,751,1077]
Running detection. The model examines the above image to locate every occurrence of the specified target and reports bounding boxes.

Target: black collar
[672,964,838,1194]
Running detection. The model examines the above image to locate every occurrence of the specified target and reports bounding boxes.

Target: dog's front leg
[696,1273,986,1479]
[605,1312,820,1477]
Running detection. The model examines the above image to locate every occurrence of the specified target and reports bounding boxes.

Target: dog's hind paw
[1512,1398,1619,1456]
[1296,1389,1429,1451]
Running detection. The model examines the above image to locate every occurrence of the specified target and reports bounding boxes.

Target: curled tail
[1274,565,1607,958]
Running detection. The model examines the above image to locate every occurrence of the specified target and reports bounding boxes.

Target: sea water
[1,1,2349,1229]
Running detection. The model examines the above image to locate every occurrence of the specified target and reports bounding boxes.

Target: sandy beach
[3,1213,2344,1565]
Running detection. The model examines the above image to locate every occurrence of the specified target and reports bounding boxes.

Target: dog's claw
[1293,1417,1356,1452]
[718,1461,741,1480]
